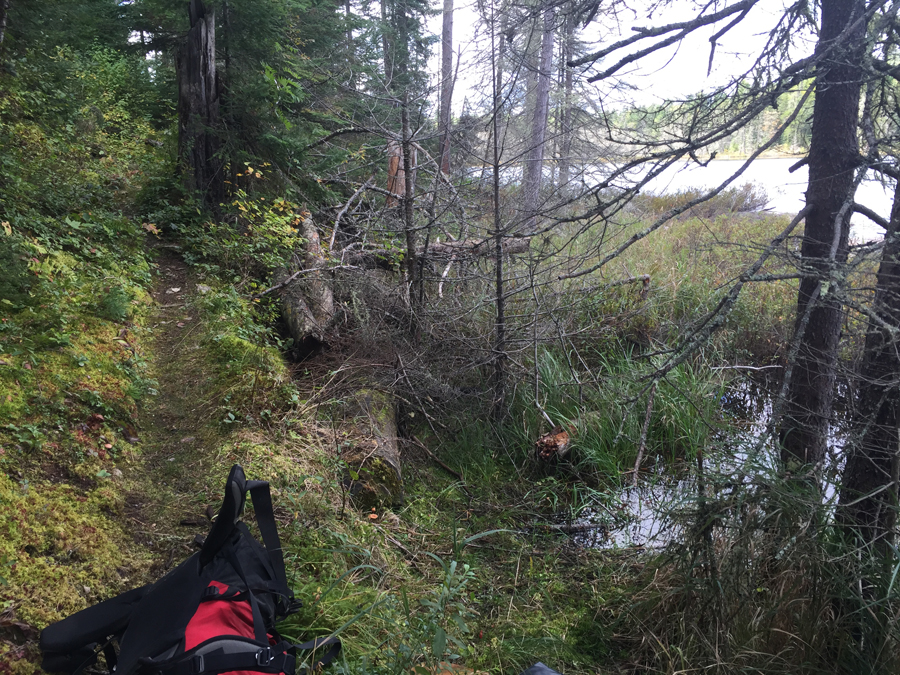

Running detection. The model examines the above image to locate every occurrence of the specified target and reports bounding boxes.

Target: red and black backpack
[40,465,340,675]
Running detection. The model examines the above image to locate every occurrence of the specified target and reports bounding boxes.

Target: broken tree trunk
[177,0,223,211]
[339,388,403,509]
[279,215,335,352]
[386,139,416,208]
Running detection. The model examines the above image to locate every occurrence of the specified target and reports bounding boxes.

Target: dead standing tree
[521,3,555,235]
[177,0,224,212]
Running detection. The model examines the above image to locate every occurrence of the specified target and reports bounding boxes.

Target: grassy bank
[2,48,894,675]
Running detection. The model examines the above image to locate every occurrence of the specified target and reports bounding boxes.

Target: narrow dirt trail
[123,246,220,574]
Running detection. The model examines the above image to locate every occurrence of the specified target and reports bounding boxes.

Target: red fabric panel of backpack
[184,581,259,675]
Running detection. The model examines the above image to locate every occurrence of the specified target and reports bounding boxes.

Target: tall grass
[493,347,727,482]
[591,439,900,674]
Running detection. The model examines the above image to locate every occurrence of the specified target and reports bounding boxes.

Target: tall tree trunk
[491,2,505,420]
[438,0,453,176]
[779,0,865,471]
[558,12,574,190]
[401,95,418,301]
[837,184,900,549]
[345,0,353,53]
[521,6,554,234]
[381,0,394,88]
[177,0,223,212]
[0,0,11,48]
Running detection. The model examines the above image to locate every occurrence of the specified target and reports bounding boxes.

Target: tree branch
[569,0,758,68]
[302,127,370,153]
[853,202,890,230]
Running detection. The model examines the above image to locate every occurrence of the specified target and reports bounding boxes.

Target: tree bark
[177,0,223,212]
[837,183,900,550]
[521,6,554,234]
[779,0,865,471]
[0,0,11,48]
[438,0,453,176]
[279,216,335,352]
[385,139,404,208]
[401,95,418,301]
[558,13,575,190]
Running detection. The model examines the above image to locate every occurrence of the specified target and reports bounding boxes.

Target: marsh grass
[497,347,726,481]
[593,446,900,674]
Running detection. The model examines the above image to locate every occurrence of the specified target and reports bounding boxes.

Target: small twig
[603,274,650,288]
[330,178,373,251]
[252,268,316,298]
[437,251,457,299]
[535,400,555,427]
[302,127,370,153]
[410,435,465,484]
[396,353,440,433]
[253,263,357,299]
[633,382,657,487]
[532,522,607,534]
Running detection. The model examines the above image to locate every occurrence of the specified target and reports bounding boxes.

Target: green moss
[210,333,286,378]
[346,454,403,509]
[0,474,148,628]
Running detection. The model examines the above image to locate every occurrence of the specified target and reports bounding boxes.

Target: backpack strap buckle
[191,654,205,674]
[256,647,273,666]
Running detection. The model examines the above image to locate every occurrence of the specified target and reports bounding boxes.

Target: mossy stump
[339,388,403,509]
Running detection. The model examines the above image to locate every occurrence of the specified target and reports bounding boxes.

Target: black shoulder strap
[246,479,290,602]
[200,467,292,609]
[200,465,248,567]
[293,636,342,673]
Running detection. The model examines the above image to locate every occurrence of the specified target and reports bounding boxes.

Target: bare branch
[570,0,759,69]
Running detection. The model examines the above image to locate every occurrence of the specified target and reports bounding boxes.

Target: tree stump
[339,388,403,509]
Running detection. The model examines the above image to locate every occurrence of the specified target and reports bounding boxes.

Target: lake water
[569,375,848,550]
[638,157,893,242]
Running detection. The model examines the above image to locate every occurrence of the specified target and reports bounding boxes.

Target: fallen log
[339,388,404,509]
[278,215,335,351]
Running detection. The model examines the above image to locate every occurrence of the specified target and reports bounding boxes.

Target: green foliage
[567,210,799,362]
[7,0,131,54]
[175,167,306,280]
[362,559,476,675]
[0,41,161,475]
[599,455,900,674]
[95,285,135,324]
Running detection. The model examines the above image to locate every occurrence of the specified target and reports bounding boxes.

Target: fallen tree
[277,215,335,351]
[340,235,531,269]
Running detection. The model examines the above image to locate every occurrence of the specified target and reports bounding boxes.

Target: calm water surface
[641,157,893,241]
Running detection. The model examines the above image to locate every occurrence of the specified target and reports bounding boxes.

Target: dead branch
[410,435,466,484]
[330,178,373,250]
[633,382,657,487]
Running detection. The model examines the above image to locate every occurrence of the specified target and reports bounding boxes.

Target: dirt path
[123,246,221,575]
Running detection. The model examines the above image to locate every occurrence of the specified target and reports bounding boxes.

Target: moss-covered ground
[1,229,649,674]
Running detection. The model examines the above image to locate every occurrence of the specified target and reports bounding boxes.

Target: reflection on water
[615,158,892,242]
[566,373,850,549]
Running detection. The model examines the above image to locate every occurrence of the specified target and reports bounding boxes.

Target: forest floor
[120,246,224,576]
[6,237,636,675]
